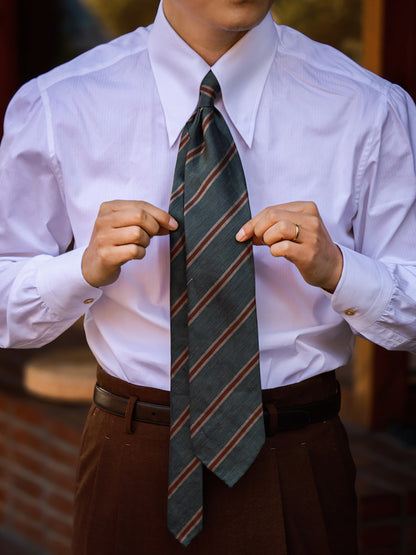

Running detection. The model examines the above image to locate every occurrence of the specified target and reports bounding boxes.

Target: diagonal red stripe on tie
[186,142,205,164]
[176,506,203,545]
[200,84,215,97]
[168,456,201,499]
[201,110,214,134]
[184,113,214,166]
[188,244,252,324]
[171,290,187,320]
[184,142,236,214]
[179,132,190,152]
[207,404,264,473]
[171,406,190,439]
[170,182,184,204]
[190,352,259,437]
[171,347,189,378]
[186,191,248,267]
[170,233,185,263]
[189,298,256,382]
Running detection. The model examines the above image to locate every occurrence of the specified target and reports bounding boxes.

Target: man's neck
[163,2,249,66]
[177,30,246,66]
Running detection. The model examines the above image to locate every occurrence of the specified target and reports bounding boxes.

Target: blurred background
[0,0,415,553]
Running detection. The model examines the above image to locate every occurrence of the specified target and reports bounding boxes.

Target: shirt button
[83,298,94,305]
[344,308,356,316]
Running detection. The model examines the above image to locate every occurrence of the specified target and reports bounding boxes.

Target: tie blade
[168,457,203,546]
[190,365,265,486]
[204,405,265,486]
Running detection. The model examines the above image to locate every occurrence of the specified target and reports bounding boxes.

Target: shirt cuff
[330,245,395,332]
[36,247,102,318]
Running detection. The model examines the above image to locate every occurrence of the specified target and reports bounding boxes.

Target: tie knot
[197,71,221,109]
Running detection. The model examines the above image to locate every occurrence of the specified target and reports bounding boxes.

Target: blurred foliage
[78,0,362,61]
[80,0,159,34]
[272,0,362,61]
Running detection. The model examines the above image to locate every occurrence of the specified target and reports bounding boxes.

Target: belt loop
[265,402,278,437]
[125,395,138,434]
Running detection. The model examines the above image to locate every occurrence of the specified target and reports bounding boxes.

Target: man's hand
[236,201,343,293]
[82,200,178,288]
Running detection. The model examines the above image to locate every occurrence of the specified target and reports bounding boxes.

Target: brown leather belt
[94,385,170,426]
[93,383,341,434]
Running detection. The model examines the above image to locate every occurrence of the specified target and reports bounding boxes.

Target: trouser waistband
[94,367,341,435]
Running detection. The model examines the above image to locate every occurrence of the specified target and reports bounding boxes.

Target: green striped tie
[168,70,265,546]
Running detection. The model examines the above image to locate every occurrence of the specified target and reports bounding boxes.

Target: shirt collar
[148,2,277,148]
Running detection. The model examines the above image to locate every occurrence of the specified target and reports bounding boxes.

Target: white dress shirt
[1,4,415,390]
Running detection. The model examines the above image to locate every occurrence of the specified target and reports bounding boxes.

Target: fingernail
[169,217,178,229]
[235,228,246,241]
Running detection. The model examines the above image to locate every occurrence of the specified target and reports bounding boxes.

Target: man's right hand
[81,200,178,288]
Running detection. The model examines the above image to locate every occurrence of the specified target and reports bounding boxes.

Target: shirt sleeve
[0,79,102,349]
[331,83,416,353]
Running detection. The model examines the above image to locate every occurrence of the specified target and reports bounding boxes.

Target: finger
[235,219,256,242]
[235,210,269,243]
[269,240,301,261]
[237,215,302,246]
[112,226,151,249]
[262,220,300,246]
[112,205,176,236]
[100,200,178,235]
[126,202,178,235]
[269,201,319,216]
[111,243,147,264]
[236,200,321,243]
[236,207,303,244]
[146,204,178,235]
[92,243,147,272]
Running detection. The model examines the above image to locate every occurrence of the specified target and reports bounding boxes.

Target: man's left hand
[236,201,343,293]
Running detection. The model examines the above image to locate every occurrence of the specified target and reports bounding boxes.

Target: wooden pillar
[362,0,385,75]
[363,0,416,99]
[346,0,413,429]
[349,338,408,429]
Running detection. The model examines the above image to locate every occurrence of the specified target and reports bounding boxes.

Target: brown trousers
[73,368,358,555]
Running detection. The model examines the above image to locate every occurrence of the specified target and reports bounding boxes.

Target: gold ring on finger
[293,223,300,241]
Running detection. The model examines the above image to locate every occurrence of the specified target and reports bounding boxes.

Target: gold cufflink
[344,308,356,316]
